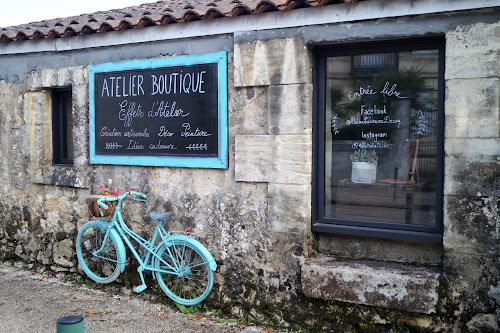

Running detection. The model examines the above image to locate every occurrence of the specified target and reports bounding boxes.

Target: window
[52,89,73,165]
[312,38,444,242]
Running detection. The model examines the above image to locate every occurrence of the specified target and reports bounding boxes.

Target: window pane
[64,96,73,161]
[52,89,73,165]
[324,50,439,226]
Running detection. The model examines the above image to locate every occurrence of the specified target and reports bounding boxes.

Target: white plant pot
[351,161,377,184]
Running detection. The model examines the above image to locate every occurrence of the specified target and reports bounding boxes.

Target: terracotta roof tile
[0,0,360,43]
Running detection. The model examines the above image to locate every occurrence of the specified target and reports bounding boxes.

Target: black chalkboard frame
[88,51,228,168]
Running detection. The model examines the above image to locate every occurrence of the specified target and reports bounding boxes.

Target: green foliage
[175,302,204,314]
[210,307,223,316]
[329,304,341,313]
[335,315,344,325]
[86,281,97,289]
[217,318,240,324]
[350,149,378,164]
[389,310,402,318]
[329,85,361,121]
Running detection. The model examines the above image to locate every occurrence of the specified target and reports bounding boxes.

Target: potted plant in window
[350,149,378,184]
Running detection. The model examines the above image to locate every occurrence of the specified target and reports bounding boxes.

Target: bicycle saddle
[150,211,173,221]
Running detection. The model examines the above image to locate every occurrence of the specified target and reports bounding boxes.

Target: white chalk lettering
[380,82,406,99]
[127,140,144,150]
[331,113,339,136]
[180,123,212,137]
[101,75,144,98]
[151,70,206,96]
[124,128,149,138]
[147,101,189,118]
[119,100,144,127]
[149,141,177,150]
[361,130,388,142]
[352,141,393,149]
[100,127,122,137]
[348,84,377,100]
[360,105,387,117]
[346,116,401,128]
[105,142,122,149]
[158,126,174,137]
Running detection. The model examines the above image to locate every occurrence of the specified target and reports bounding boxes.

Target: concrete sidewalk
[0,262,270,333]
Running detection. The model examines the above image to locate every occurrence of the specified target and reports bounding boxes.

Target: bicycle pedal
[133,284,147,293]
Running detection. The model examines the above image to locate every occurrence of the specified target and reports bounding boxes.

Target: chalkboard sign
[89,52,228,168]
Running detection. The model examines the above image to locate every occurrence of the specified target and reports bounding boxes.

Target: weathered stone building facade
[0,0,499,331]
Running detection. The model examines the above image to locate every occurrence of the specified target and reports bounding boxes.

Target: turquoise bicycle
[75,189,216,306]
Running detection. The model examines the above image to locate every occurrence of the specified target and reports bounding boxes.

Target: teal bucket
[56,315,84,333]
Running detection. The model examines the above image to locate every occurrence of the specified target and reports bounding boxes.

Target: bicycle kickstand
[133,266,147,293]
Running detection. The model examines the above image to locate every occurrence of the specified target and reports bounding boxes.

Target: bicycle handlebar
[94,190,146,217]
[130,190,147,202]
[96,190,147,208]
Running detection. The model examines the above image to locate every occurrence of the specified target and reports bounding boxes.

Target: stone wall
[0,10,499,333]
[440,21,500,332]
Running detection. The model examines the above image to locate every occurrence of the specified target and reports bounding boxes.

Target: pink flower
[185,227,195,236]
[98,185,104,191]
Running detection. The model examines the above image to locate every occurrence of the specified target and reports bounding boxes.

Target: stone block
[235,135,311,184]
[73,84,88,111]
[267,184,311,233]
[41,68,57,87]
[234,37,311,87]
[301,257,440,314]
[24,91,51,126]
[31,66,86,89]
[318,233,444,267]
[56,67,72,87]
[235,135,273,182]
[268,84,312,135]
[71,66,88,86]
[445,78,499,138]
[229,87,268,135]
[443,195,499,255]
[466,313,499,333]
[442,253,500,315]
[53,239,75,268]
[30,70,43,89]
[446,22,500,80]
[444,159,500,197]
[445,138,500,160]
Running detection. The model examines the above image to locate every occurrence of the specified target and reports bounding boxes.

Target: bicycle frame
[96,193,184,277]
[77,190,217,305]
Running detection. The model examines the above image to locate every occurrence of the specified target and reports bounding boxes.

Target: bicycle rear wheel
[76,221,121,283]
[154,239,213,306]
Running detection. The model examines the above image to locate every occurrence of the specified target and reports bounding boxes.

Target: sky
[1,0,150,28]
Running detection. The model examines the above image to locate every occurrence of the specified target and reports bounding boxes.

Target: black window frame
[52,88,73,166]
[312,37,445,243]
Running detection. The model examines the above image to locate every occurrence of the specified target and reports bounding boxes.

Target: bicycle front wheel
[154,239,213,306]
[76,221,122,283]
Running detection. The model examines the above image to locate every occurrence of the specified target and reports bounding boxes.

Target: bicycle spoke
[76,222,121,283]
[154,240,213,305]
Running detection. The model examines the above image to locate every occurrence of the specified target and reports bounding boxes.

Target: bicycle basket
[88,197,117,217]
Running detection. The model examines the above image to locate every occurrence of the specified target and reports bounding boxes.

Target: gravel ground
[0,262,272,333]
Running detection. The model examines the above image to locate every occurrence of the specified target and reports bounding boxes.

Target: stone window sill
[31,165,87,188]
[301,256,440,314]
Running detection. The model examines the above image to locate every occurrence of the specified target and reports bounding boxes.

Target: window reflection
[324,50,439,226]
